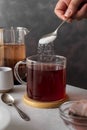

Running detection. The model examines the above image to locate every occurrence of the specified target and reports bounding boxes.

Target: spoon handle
[55,20,66,33]
[57,20,66,30]
[13,104,30,121]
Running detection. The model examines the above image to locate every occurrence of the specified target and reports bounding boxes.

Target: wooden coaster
[23,94,69,108]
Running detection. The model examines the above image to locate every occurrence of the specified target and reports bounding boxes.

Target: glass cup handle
[14,61,26,85]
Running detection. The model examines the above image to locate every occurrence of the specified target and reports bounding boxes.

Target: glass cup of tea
[14,55,67,106]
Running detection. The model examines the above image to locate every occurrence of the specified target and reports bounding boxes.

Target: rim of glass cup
[59,101,87,126]
[26,54,66,65]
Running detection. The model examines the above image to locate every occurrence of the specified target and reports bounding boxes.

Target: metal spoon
[1,93,30,121]
[45,20,66,37]
[39,20,66,44]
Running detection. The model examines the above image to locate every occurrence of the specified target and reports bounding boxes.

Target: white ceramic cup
[0,67,14,92]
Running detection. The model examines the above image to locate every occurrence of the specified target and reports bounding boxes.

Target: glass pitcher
[0,27,29,84]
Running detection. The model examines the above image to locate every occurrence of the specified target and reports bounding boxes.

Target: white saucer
[0,105,11,130]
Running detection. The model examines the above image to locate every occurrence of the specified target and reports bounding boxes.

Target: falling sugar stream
[37,42,55,62]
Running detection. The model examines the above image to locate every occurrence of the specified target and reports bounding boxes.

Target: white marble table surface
[0,84,87,130]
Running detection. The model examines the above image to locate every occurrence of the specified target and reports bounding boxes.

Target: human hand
[54,0,87,22]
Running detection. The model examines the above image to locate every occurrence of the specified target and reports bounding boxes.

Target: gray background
[0,0,87,89]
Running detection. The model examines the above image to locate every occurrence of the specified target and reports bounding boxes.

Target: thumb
[64,0,83,18]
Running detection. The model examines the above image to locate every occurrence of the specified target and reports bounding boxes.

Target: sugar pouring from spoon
[1,93,30,121]
[39,20,67,44]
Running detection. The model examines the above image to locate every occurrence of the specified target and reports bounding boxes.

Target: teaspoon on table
[1,93,30,121]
